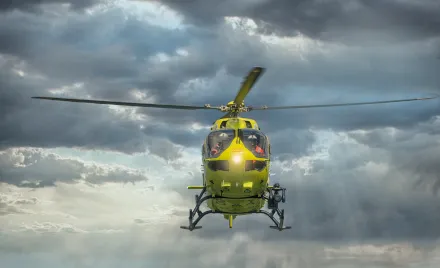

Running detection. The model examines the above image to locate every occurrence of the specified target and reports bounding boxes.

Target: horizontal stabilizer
[187,186,205,190]
[270,226,292,231]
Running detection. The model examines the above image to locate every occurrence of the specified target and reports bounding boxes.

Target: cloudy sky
[1,0,440,267]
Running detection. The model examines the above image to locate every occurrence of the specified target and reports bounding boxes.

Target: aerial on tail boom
[31,66,438,231]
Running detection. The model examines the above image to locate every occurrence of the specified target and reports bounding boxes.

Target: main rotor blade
[249,94,439,111]
[31,96,219,110]
[233,67,265,105]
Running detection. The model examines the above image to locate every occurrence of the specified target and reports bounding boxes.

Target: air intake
[245,160,266,172]
[207,160,229,171]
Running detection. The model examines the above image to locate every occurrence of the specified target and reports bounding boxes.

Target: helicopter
[31,67,438,231]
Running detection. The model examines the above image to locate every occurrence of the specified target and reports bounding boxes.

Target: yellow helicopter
[32,67,438,231]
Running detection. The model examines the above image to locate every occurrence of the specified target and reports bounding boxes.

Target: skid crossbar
[180,184,291,231]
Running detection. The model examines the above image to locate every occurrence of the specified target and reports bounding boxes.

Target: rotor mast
[218,101,249,118]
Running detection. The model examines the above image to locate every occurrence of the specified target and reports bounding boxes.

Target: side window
[240,129,268,158]
[220,121,227,128]
[202,138,211,159]
[245,121,252,128]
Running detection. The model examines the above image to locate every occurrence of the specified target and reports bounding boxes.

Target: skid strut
[180,183,292,231]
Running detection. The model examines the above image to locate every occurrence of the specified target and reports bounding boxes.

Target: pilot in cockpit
[210,132,229,156]
[248,134,264,155]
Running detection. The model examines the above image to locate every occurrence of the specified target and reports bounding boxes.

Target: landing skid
[180,184,292,231]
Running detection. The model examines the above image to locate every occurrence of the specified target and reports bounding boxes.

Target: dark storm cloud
[0,6,195,154]
[0,0,101,12]
[349,117,440,195]
[152,0,440,43]
[136,0,440,138]
[133,21,440,139]
[0,8,189,82]
[142,124,206,148]
[4,3,440,266]
[265,128,316,158]
[133,49,221,101]
[0,61,145,153]
[1,0,440,159]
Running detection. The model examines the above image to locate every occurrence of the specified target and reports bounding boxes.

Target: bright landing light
[232,154,243,164]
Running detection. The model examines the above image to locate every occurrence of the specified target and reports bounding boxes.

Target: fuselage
[201,117,270,216]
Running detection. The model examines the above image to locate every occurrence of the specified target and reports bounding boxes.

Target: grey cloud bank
[1,0,440,267]
[1,0,439,155]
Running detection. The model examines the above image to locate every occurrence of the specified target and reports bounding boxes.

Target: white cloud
[0,180,188,233]
[47,82,85,95]
[119,0,184,29]
[223,15,334,62]
[0,148,150,187]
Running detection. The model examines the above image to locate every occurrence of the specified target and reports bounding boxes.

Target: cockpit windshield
[239,129,268,158]
[206,129,235,158]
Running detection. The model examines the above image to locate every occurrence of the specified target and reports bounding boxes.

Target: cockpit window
[239,129,268,158]
[206,130,235,158]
